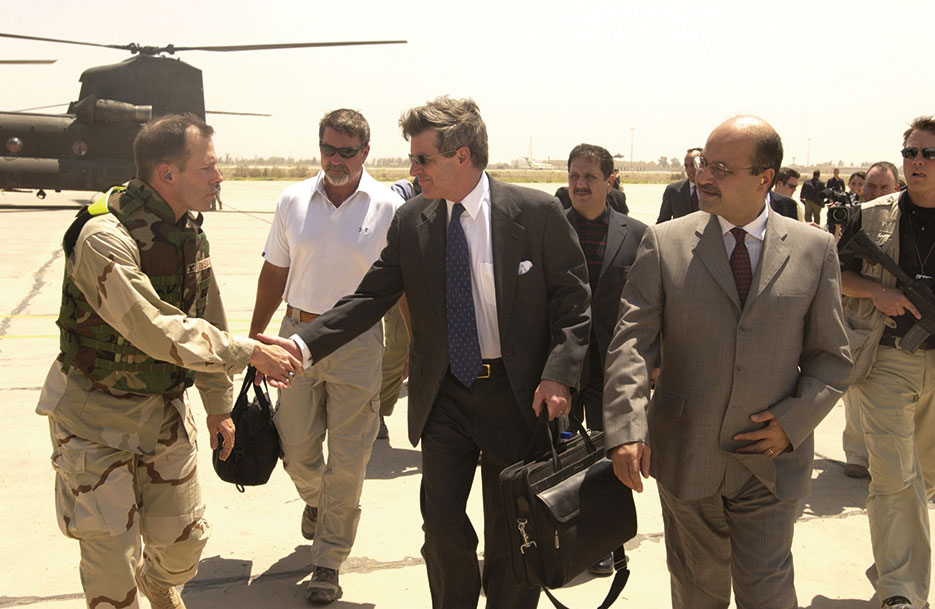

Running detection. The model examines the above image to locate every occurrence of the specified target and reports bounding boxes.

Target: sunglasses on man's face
[319,142,367,159]
[900,147,935,161]
[408,149,459,166]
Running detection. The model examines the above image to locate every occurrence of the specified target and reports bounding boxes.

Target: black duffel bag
[212,366,281,492]
[499,414,637,609]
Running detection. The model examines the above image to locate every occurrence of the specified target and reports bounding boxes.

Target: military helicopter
[0,32,405,198]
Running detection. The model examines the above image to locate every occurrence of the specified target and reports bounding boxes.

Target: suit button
[735,364,742,372]
[738,325,747,333]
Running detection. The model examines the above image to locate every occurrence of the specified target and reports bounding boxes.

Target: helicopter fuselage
[1,55,204,194]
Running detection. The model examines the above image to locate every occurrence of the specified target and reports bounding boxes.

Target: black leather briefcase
[212,366,281,492]
[499,415,636,609]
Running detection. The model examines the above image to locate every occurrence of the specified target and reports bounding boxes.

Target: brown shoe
[845,463,871,479]
[302,505,318,540]
[305,566,342,604]
[135,564,186,609]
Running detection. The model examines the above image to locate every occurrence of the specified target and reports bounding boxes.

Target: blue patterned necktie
[446,202,482,386]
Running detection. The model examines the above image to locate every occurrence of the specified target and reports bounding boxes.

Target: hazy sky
[2,0,930,168]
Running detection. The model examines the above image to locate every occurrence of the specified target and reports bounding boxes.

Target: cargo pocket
[51,432,137,539]
[866,431,917,495]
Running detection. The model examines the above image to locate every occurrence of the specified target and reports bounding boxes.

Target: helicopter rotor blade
[0,32,132,52]
[170,40,407,52]
[206,110,273,117]
[0,59,56,64]
[12,102,70,112]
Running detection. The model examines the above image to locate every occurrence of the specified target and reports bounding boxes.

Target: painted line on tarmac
[0,249,60,352]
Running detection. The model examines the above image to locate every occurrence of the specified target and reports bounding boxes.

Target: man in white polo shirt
[249,109,403,604]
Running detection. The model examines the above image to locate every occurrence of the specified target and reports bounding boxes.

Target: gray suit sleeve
[769,233,854,448]
[602,226,663,449]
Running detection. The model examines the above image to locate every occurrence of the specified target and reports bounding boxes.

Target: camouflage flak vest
[57,180,212,395]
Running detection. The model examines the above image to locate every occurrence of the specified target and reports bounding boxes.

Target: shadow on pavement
[799,457,870,518]
[184,549,377,608]
[366,440,421,480]
[802,594,876,608]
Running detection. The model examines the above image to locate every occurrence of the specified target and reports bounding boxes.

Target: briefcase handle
[539,410,598,471]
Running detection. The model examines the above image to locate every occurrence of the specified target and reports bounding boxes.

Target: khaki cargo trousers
[858,345,935,608]
[49,404,207,609]
[379,302,409,416]
[275,314,383,570]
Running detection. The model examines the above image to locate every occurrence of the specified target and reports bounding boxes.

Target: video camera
[824,187,860,234]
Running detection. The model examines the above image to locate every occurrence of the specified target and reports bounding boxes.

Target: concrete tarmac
[0,182,932,609]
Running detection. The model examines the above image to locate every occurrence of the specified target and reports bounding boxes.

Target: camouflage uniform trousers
[49,402,208,609]
[379,302,409,417]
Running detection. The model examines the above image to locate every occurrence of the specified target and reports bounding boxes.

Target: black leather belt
[477,358,505,379]
[879,334,935,349]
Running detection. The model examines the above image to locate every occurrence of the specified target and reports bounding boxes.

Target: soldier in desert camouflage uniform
[36,114,301,609]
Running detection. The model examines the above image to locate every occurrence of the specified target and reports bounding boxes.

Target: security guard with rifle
[837,116,935,609]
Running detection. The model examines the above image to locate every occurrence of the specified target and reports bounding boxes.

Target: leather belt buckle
[477,363,491,379]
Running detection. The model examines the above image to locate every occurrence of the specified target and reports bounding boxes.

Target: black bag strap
[235,366,273,418]
[532,545,630,609]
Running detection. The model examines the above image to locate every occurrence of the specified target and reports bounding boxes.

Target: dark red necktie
[730,227,752,307]
[690,188,699,212]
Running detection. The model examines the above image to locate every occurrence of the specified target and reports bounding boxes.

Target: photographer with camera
[801,169,826,224]
[838,117,935,609]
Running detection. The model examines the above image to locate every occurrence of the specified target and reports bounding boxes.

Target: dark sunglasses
[319,142,367,158]
[408,149,459,166]
[900,147,935,160]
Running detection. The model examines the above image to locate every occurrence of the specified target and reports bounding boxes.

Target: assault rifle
[839,228,935,352]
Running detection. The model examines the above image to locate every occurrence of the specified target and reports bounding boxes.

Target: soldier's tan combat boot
[135,564,186,609]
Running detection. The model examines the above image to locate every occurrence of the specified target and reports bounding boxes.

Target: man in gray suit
[656,147,702,223]
[261,96,590,609]
[603,116,853,609]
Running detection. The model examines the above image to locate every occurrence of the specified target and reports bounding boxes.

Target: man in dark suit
[769,191,799,219]
[771,166,803,221]
[657,147,703,223]
[554,183,628,214]
[261,96,590,609]
[800,169,826,224]
[564,143,647,432]
[604,116,852,609]
[564,142,647,576]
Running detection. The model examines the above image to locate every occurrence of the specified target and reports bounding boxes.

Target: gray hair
[399,96,488,170]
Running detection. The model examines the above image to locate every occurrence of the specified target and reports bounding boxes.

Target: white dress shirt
[446,173,501,359]
[717,200,769,273]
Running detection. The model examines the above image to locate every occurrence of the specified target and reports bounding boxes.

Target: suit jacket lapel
[693,214,742,309]
[600,210,627,279]
[748,212,790,305]
[489,178,524,338]
[417,198,448,324]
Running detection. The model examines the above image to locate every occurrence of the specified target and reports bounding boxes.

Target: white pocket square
[518,260,533,275]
